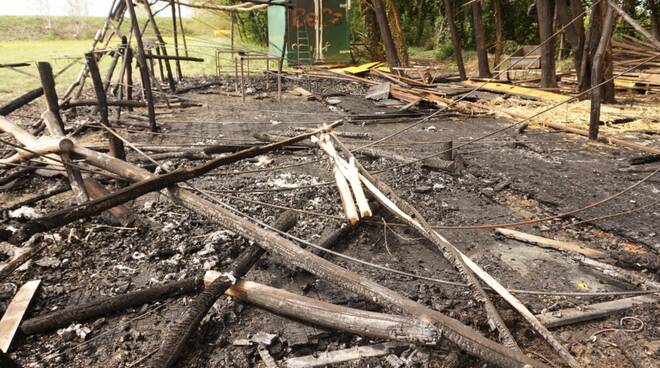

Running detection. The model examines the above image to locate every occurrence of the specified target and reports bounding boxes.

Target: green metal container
[268,0,352,65]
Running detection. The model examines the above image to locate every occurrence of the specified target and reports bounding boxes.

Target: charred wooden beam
[0,63,30,69]
[140,0,176,92]
[86,52,127,160]
[37,62,90,204]
[20,277,202,336]
[124,0,157,131]
[170,0,183,80]
[0,88,44,117]
[143,54,204,63]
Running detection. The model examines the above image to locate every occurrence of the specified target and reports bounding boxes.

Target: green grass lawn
[0,35,270,105]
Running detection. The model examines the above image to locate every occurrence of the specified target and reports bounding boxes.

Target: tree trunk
[556,0,585,80]
[650,0,660,38]
[443,0,466,80]
[493,0,504,68]
[579,1,604,94]
[589,5,617,140]
[414,0,426,46]
[371,0,400,67]
[538,0,557,88]
[471,1,491,78]
[383,0,409,66]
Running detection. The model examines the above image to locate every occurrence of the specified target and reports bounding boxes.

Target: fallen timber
[328,135,579,367]
[1,120,342,245]
[1,119,545,367]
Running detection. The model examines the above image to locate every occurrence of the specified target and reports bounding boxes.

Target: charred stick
[19,277,202,336]
[147,210,298,368]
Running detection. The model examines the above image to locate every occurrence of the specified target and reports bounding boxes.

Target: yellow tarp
[614,78,637,88]
[463,80,571,102]
[331,62,390,75]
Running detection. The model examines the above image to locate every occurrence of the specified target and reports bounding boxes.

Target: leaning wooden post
[140,0,176,92]
[103,47,122,93]
[371,0,400,68]
[588,4,617,140]
[36,62,89,204]
[177,0,189,57]
[170,0,183,80]
[124,0,157,132]
[443,0,466,80]
[85,52,126,160]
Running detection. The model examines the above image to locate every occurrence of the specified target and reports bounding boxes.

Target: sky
[0,0,192,17]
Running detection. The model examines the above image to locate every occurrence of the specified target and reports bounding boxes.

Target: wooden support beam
[0,280,40,352]
[608,0,660,50]
[170,0,183,80]
[85,52,126,160]
[37,62,90,204]
[535,295,656,328]
[140,0,176,92]
[0,88,43,116]
[495,228,608,259]
[124,0,157,131]
[144,54,204,63]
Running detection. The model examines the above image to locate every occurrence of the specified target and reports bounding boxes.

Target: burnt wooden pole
[443,0,466,80]
[86,52,126,160]
[171,0,183,80]
[589,4,617,140]
[538,0,557,88]
[124,0,157,131]
[371,0,400,68]
[140,0,176,92]
[177,0,189,57]
[471,0,491,78]
[36,62,89,204]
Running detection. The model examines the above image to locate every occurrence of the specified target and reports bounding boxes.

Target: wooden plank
[285,342,405,368]
[495,228,608,259]
[463,80,571,102]
[0,280,41,352]
[535,295,656,328]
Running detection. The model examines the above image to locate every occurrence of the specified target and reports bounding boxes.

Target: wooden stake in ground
[170,0,183,80]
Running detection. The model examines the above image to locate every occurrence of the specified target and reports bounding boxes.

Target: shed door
[318,0,350,62]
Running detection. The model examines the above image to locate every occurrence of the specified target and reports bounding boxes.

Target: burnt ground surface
[1,75,659,368]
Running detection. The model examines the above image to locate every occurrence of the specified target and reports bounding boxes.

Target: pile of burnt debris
[1,1,659,368]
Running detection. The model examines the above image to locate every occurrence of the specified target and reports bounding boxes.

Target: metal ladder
[295,21,313,65]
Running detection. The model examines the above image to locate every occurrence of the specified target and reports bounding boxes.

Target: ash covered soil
[1,76,659,368]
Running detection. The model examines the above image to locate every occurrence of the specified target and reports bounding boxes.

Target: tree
[538,0,557,88]
[471,0,491,78]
